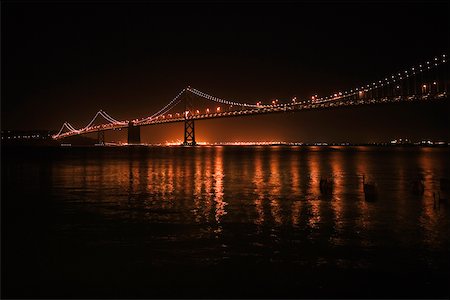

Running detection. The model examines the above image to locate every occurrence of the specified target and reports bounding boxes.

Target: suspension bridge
[53,55,448,145]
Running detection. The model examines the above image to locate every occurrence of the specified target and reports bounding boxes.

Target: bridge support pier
[128,122,141,145]
[183,119,196,146]
[97,131,105,145]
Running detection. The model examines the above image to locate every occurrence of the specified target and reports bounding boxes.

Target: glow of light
[53,54,446,141]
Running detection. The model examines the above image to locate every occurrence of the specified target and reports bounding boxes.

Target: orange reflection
[309,152,321,199]
[192,152,204,223]
[213,147,227,224]
[253,150,265,226]
[306,152,321,229]
[268,150,282,225]
[354,149,374,248]
[290,152,302,197]
[418,148,442,248]
[290,154,302,227]
[203,149,214,223]
[330,151,344,234]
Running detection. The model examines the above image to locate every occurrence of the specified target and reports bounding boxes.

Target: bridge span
[53,55,448,145]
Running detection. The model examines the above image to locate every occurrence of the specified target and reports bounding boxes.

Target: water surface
[2,146,449,298]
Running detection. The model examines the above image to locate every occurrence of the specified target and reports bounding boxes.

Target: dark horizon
[2,1,449,143]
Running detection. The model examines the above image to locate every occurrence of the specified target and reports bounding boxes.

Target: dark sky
[2,1,449,143]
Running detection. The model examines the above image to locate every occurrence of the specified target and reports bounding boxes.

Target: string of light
[315,54,446,103]
[99,110,118,123]
[136,89,186,124]
[80,110,109,131]
[65,122,78,132]
[187,87,268,108]
[55,122,71,136]
[99,110,127,125]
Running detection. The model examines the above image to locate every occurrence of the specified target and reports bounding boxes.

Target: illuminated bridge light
[51,54,447,141]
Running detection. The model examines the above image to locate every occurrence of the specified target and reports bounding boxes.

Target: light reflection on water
[5,146,449,294]
[41,146,448,251]
[3,144,450,298]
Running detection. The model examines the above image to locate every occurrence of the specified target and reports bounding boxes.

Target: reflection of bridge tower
[183,88,196,146]
[128,122,141,145]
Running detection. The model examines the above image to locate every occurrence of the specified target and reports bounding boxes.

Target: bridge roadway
[54,92,447,140]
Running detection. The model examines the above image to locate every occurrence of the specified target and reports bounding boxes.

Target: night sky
[2,1,449,143]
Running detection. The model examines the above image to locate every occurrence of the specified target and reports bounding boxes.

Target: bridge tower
[97,130,105,145]
[183,119,196,146]
[128,122,141,145]
[183,87,196,146]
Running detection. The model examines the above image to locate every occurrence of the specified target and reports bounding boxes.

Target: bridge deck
[54,93,447,139]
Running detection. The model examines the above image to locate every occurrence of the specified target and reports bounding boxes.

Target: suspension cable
[316,54,447,103]
[187,87,267,108]
[136,88,186,123]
